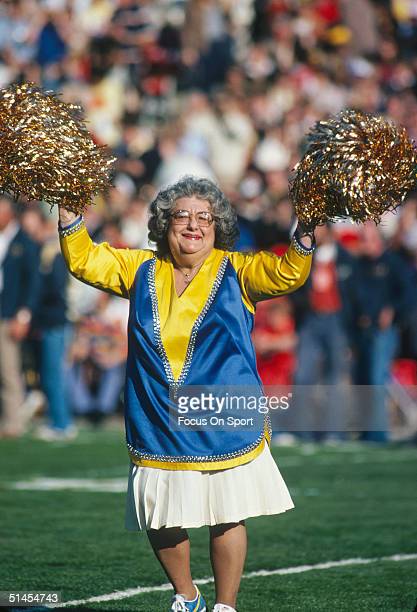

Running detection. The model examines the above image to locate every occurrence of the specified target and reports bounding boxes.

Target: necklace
[175,262,203,283]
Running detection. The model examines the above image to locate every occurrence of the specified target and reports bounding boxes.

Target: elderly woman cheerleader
[2,83,414,611]
[59,176,315,612]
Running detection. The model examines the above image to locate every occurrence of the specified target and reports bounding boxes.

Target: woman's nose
[187,214,199,230]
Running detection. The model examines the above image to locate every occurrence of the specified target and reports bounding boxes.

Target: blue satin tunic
[59,220,313,470]
[125,256,270,470]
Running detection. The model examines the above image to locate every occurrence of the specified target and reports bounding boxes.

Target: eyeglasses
[170,209,215,228]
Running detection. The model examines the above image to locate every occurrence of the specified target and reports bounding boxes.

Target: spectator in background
[0,197,40,438]
[352,222,412,442]
[290,224,357,441]
[185,90,257,190]
[36,8,69,90]
[392,197,417,359]
[21,208,75,441]
[154,122,215,188]
[66,292,128,426]
[75,0,114,38]
[100,217,130,249]
[234,170,266,251]
[120,194,150,249]
[253,296,296,386]
[181,0,234,91]
[339,0,379,56]
[234,172,294,252]
[110,0,154,69]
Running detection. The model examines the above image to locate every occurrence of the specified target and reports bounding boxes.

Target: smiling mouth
[182,233,202,240]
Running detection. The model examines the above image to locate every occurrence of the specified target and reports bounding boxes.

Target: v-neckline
[169,254,210,299]
[149,251,229,385]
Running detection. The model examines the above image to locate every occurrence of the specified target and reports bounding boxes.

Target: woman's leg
[209,521,247,609]
[147,527,197,600]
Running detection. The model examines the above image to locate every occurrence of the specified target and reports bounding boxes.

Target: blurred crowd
[1,0,417,442]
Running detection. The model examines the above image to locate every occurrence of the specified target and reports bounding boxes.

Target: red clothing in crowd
[253,298,296,385]
[309,260,341,313]
[315,0,340,24]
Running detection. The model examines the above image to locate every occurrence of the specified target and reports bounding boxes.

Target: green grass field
[1,426,416,612]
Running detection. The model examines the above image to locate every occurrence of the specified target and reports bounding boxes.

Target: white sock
[213,604,237,612]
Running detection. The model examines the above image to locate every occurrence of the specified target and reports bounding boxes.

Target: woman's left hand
[294,217,316,249]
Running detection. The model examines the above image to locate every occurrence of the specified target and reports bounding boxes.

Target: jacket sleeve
[59,219,154,298]
[227,238,314,312]
[389,252,415,322]
[21,236,41,314]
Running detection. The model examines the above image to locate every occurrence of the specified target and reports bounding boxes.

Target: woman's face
[167,196,216,260]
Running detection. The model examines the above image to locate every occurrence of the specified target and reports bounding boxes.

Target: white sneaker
[170,584,206,611]
[22,390,46,420]
[212,605,237,612]
[33,424,78,442]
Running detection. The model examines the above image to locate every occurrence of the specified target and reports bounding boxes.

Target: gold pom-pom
[0,82,114,214]
[289,109,417,230]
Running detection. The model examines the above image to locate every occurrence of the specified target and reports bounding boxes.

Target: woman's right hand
[58,206,79,228]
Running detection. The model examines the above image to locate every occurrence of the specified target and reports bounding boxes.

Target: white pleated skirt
[125,442,294,530]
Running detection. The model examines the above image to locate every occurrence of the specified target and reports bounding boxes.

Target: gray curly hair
[148,175,239,254]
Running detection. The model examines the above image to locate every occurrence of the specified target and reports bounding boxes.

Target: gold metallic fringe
[289,109,417,231]
[0,82,115,214]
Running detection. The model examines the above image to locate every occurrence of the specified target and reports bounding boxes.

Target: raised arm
[58,207,153,298]
[227,229,315,312]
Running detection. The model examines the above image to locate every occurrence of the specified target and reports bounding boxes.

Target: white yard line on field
[6,449,416,492]
[8,476,318,497]
[50,553,417,609]
[10,477,127,492]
